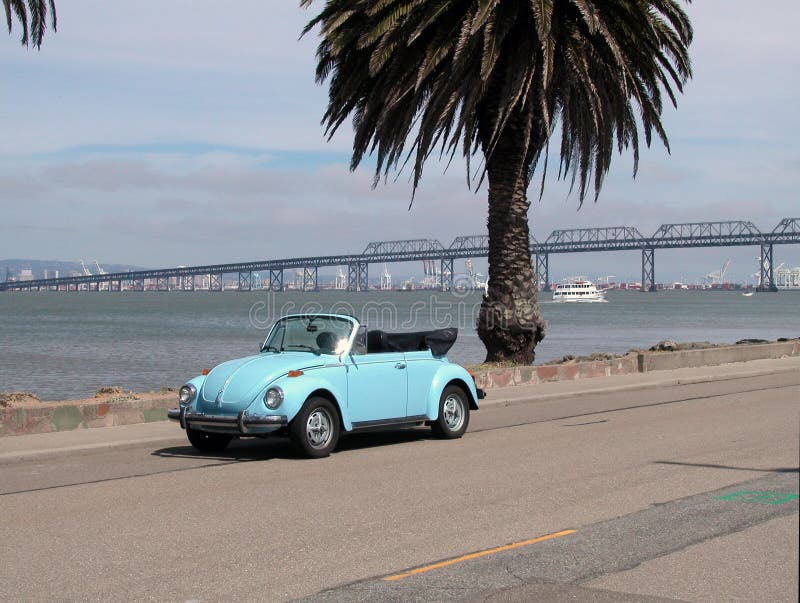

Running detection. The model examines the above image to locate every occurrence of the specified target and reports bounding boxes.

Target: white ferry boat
[552,279,607,303]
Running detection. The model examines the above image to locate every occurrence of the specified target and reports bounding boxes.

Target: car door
[346,351,408,425]
[404,351,441,417]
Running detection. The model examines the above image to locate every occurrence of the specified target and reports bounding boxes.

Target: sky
[1,0,798,285]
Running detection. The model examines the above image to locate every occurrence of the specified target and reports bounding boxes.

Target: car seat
[316,331,337,354]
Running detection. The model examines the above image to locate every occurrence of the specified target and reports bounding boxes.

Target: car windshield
[261,315,355,355]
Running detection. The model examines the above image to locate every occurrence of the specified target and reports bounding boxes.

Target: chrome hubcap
[306,408,333,449]
[443,395,465,431]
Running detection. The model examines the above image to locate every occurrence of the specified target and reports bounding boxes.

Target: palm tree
[302,0,692,363]
[4,0,56,48]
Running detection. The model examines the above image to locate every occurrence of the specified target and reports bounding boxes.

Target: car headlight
[179,384,196,405]
[264,387,284,410]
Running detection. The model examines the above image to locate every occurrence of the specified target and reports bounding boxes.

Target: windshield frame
[260,314,360,356]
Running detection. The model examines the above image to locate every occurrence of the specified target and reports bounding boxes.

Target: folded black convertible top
[367,328,458,356]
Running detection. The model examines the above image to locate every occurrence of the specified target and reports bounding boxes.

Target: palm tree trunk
[477,110,546,363]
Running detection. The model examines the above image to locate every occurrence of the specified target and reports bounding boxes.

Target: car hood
[199,352,325,410]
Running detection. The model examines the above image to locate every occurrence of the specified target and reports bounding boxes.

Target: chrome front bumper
[168,407,288,434]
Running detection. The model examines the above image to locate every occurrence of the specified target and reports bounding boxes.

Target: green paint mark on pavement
[716,491,800,505]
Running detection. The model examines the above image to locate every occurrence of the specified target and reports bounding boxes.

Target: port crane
[465,260,487,290]
[334,267,347,290]
[775,263,800,288]
[704,259,730,286]
[753,257,785,287]
[380,264,393,290]
[79,260,93,276]
[293,269,304,290]
[421,260,438,289]
[77,260,94,291]
[93,261,109,291]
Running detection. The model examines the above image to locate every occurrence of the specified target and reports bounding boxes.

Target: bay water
[1,289,797,400]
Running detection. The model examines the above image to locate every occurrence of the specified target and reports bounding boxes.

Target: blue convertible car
[168,313,485,457]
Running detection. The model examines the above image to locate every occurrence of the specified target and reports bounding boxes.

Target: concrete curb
[2,341,798,438]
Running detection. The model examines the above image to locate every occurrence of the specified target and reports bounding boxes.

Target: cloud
[0,173,49,200]
[0,222,75,233]
[45,160,163,191]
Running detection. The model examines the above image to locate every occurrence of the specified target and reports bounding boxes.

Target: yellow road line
[383,529,577,582]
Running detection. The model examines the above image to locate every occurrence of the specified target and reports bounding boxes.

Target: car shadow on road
[151,438,296,462]
[655,460,799,473]
[151,427,434,462]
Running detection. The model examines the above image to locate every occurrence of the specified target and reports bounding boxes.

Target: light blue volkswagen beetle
[168,313,484,458]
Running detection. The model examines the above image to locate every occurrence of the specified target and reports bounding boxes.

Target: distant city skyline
[2,1,798,284]
[1,244,790,290]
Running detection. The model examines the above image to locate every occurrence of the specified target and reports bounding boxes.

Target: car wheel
[431,385,470,439]
[290,397,340,458]
[186,427,232,452]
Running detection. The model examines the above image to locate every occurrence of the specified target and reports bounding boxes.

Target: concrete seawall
[2,340,798,438]
[637,340,800,372]
[1,395,174,438]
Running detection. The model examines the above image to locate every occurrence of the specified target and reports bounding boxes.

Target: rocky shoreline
[544,337,797,365]
[0,388,176,410]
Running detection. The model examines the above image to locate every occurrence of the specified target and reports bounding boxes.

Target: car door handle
[395,362,406,369]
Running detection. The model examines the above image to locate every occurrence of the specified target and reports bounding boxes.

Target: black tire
[290,397,341,458]
[186,427,232,452]
[431,385,470,439]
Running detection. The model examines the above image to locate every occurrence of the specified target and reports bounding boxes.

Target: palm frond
[4,0,56,47]
[302,0,693,204]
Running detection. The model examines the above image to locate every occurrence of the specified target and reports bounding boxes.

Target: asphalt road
[1,365,798,602]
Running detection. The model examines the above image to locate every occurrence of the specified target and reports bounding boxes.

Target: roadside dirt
[0,392,46,409]
[469,337,798,369]
[0,389,176,409]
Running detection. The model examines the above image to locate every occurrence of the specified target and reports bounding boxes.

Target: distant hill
[1,259,148,280]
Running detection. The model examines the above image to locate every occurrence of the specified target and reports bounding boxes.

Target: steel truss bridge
[2,218,797,293]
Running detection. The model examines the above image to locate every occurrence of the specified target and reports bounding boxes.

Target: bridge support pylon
[347,262,369,292]
[302,267,318,292]
[181,275,195,291]
[641,248,657,292]
[238,271,252,292]
[209,273,222,292]
[535,254,550,292]
[440,258,453,292]
[269,269,283,292]
[757,243,778,292]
